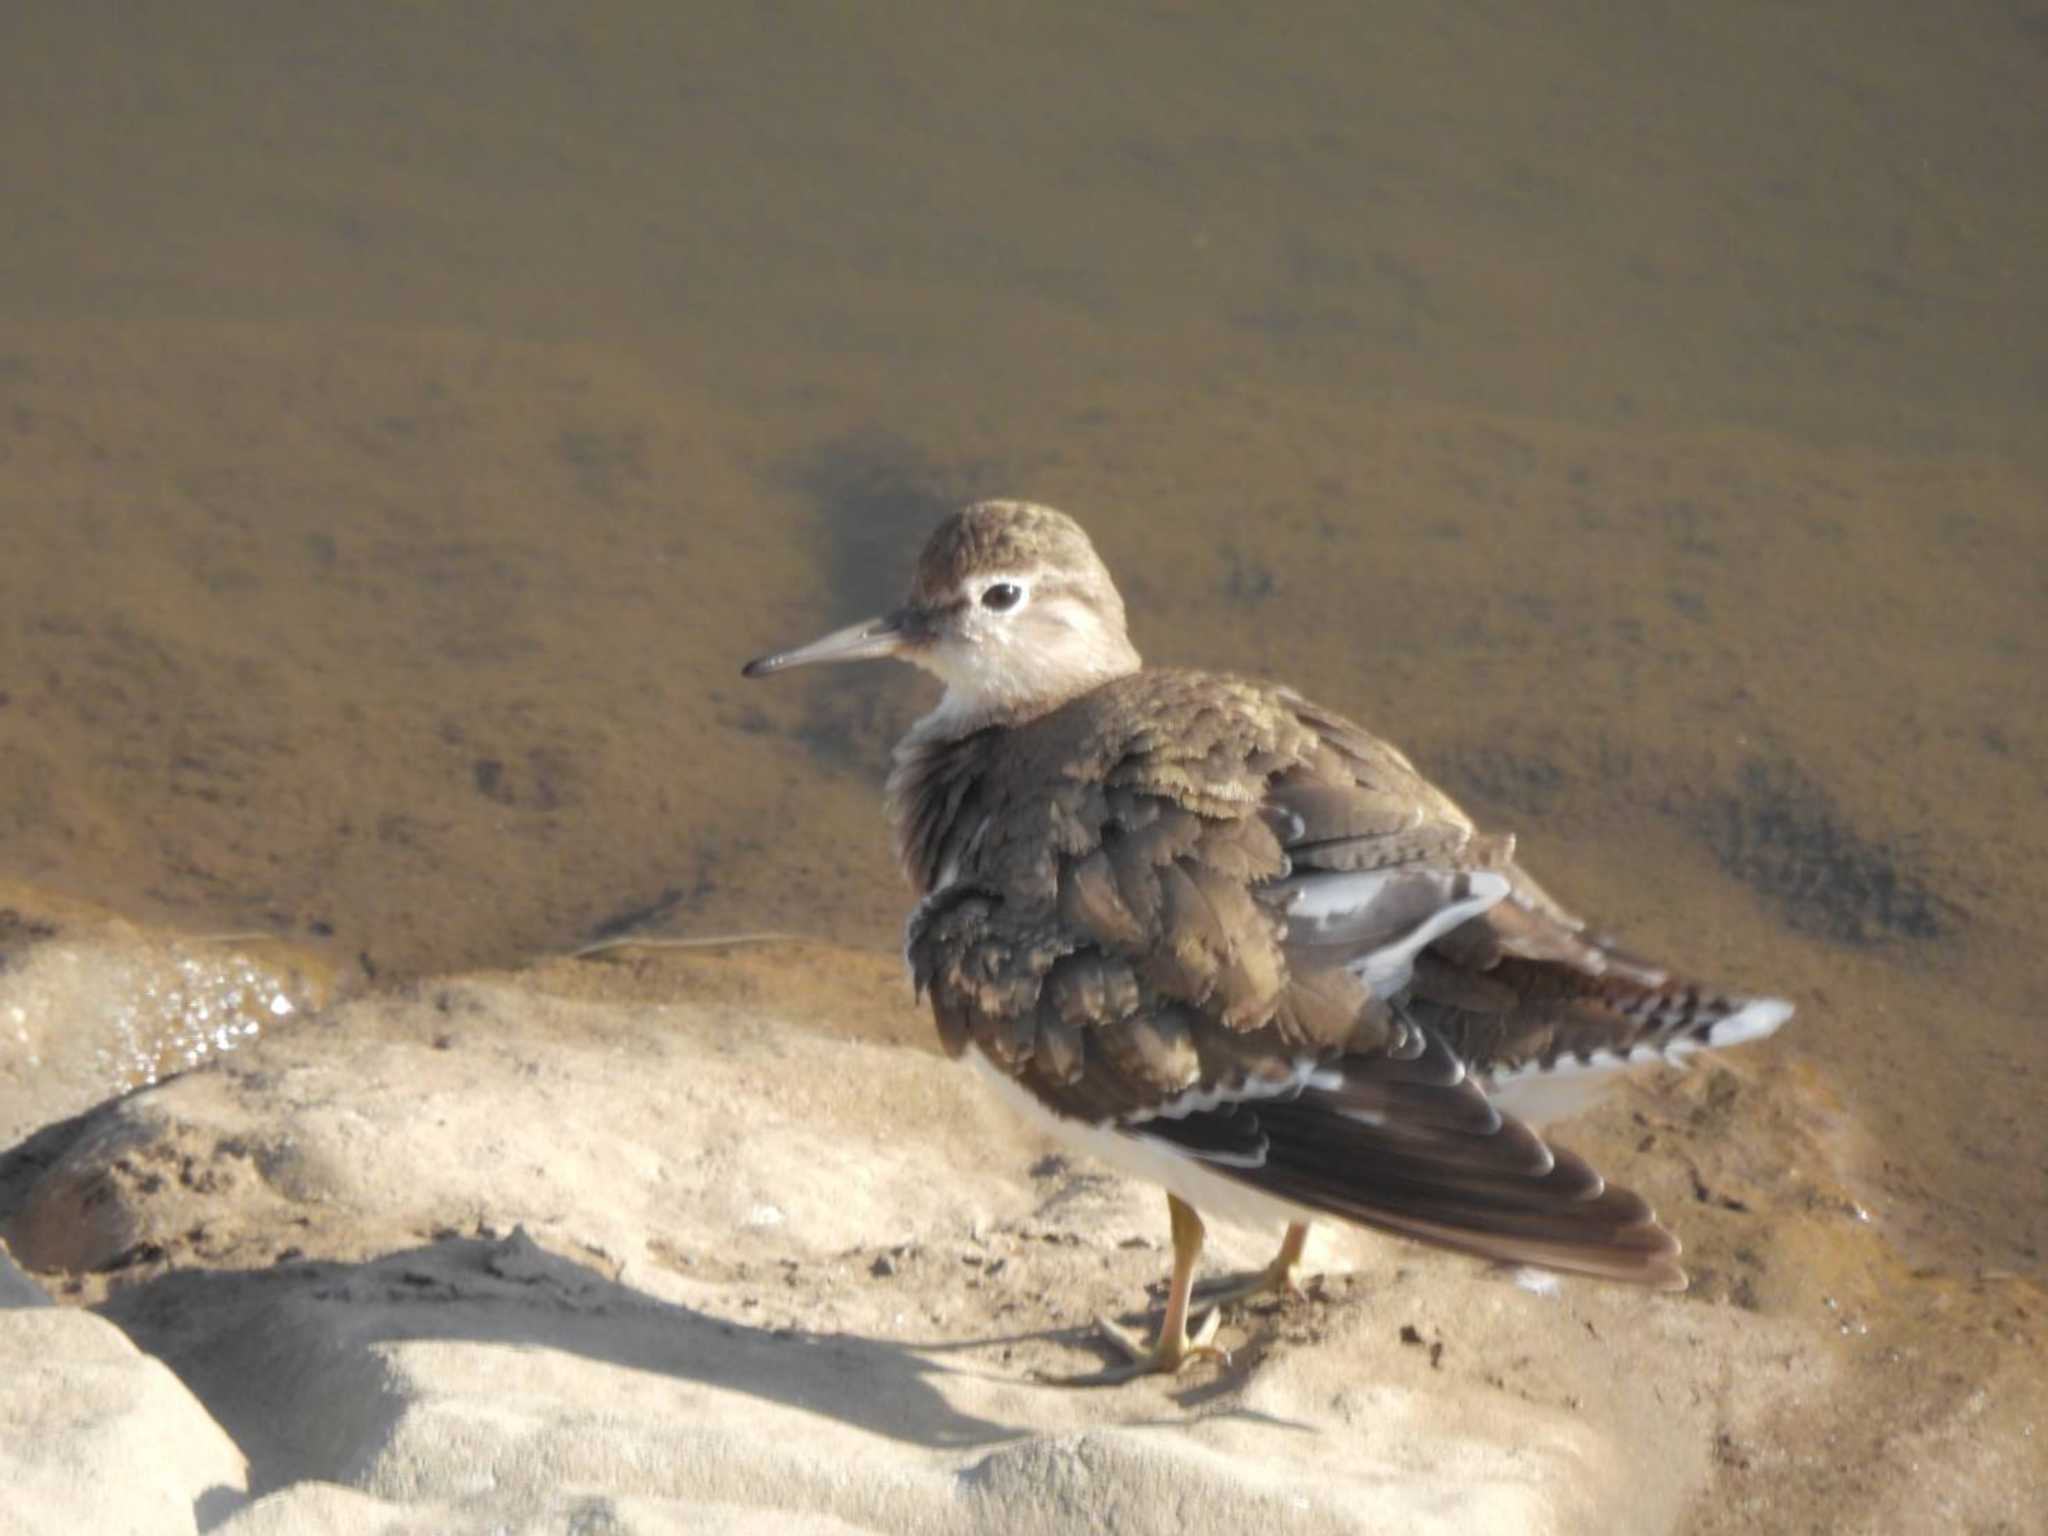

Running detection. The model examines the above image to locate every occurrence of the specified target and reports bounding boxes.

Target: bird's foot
[1194,1255,1309,1311]
[1042,1306,1229,1386]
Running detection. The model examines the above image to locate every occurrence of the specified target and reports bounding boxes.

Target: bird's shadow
[902,1285,1323,1425]
[91,1229,1317,1499]
[94,1231,1020,1497]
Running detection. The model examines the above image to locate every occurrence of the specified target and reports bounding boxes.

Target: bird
[742,500,1791,1383]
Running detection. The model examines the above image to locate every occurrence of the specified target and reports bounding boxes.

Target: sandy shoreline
[3,900,2039,1534]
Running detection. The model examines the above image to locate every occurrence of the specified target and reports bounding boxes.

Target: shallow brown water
[1,5,2044,1520]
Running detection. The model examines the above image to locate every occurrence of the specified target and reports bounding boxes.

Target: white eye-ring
[978,580,1026,612]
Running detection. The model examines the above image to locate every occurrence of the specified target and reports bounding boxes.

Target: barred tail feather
[1138,1031,1688,1289]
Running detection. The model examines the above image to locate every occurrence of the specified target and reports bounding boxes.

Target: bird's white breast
[965,1050,1321,1233]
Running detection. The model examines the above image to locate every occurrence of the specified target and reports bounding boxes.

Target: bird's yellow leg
[1050,1194,1231,1385]
[1195,1220,1313,1310]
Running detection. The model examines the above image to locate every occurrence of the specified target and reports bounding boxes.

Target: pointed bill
[741,612,912,677]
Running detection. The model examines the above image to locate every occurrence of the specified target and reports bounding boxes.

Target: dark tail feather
[1179,1041,1686,1289]
[1415,861,1793,1081]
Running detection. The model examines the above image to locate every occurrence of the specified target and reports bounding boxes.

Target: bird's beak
[741,610,915,678]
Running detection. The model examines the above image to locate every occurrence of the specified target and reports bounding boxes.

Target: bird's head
[742,500,1142,728]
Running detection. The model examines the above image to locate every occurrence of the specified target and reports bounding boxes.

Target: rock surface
[0,1304,248,1535]
[1,943,2041,1535]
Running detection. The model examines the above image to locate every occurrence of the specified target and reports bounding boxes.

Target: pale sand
[3,935,2039,1534]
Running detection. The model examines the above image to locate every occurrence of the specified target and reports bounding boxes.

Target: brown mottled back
[747,501,1789,1300]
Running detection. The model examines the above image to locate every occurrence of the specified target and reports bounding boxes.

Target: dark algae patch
[1218,544,1279,607]
[1692,756,1955,946]
[772,430,1005,774]
[1430,745,1567,821]
[787,429,1000,620]
[788,682,912,778]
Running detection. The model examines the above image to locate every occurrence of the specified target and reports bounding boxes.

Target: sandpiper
[743,500,1790,1382]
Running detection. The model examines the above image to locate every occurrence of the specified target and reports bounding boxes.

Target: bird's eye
[979,582,1024,612]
